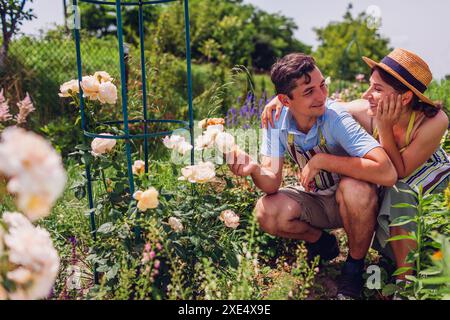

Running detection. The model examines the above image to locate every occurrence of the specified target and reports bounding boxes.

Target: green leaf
[225,177,234,188]
[82,152,93,166]
[387,234,416,242]
[420,196,436,207]
[419,267,441,276]
[96,265,110,273]
[405,275,417,282]
[397,188,418,198]
[392,266,413,276]
[419,277,450,285]
[75,144,90,151]
[392,203,417,209]
[105,264,119,280]
[381,283,398,296]
[97,222,114,234]
[389,216,416,227]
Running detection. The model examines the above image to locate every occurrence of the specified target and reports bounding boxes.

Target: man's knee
[337,177,377,214]
[255,193,302,235]
[255,195,278,235]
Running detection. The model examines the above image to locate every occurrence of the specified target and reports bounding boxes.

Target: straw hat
[362,48,437,107]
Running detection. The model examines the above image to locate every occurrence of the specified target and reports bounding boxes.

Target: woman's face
[362,69,400,116]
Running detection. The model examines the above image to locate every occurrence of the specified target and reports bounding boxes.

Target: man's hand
[299,154,322,191]
[227,149,259,177]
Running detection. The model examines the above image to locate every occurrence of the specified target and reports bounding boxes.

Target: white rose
[215,132,235,154]
[81,76,100,100]
[91,133,116,156]
[133,187,159,211]
[132,160,146,175]
[7,268,33,285]
[219,210,240,229]
[178,161,215,183]
[93,71,113,83]
[0,127,67,221]
[206,124,224,133]
[198,119,207,129]
[58,79,80,97]
[3,212,60,300]
[176,141,193,155]
[97,81,118,105]
[168,217,183,232]
[14,192,53,222]
[162,135,185,149]
[194,132,215,151]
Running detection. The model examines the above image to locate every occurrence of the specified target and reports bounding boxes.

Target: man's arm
[308,147,397,186]
[308,108,397,186]
[250,156,284,194]
[339,99,372,132]
[228,151,284,194]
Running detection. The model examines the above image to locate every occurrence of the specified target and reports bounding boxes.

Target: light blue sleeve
[260,128,286,157]
[331,111,380,157]
[260,109,286,157]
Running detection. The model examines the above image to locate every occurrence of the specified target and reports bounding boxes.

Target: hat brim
[362,56,437,108]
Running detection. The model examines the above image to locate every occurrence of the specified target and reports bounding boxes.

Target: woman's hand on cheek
[376,94,402,130]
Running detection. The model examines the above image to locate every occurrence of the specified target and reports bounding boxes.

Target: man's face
[278,67,328,118]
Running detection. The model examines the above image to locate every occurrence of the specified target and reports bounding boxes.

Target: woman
[261,48,450,285]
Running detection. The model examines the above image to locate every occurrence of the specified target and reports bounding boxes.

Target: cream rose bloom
[198,119,207,129]
[94,71,114,83]
[58,79,80,97]
[81,75,100,100]
[215,132,235,154]
[133,187,159,211]
[0,127,67,221]
[219,210,240,229]
[168,217,183,232]
[162,135,185,149]
[194,125,224,151]
[162,135,192,155]
[132,160,146,175]
[194,132,215,150]
[178,161,215,183]
[2,212,60,300]
[97,81,118,104]
[91,134,117,156]
[177,141,193,155]
[198,118,224,129]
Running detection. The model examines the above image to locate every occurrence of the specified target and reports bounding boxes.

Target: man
[227,53,397,299]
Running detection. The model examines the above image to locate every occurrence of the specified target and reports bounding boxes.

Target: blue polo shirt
[260,99,380,159]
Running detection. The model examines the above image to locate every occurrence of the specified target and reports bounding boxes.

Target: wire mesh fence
[3,31,120,124]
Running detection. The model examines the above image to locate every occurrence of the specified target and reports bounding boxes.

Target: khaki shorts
[278,185,343,229]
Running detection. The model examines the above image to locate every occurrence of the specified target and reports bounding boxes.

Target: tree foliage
[77,0,310,71]
[314,4,391,80]
[0,0,35,69]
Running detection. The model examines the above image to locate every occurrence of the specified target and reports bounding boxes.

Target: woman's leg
[389,226,416,280]
[376,181,418,280]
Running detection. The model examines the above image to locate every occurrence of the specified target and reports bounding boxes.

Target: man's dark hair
[270,53,316,99]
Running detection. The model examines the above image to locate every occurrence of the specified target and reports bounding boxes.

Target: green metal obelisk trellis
[72,0,195,283]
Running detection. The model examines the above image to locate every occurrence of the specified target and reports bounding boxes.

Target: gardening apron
[287,126,340,195]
